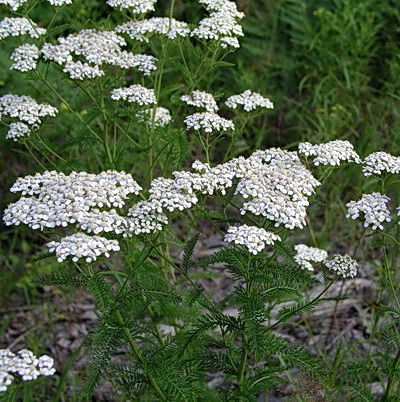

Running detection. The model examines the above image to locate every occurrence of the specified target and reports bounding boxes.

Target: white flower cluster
[198,0,245,19]
[181,91,218,112]
[324,254,358,278]
[107,0,156,14]
[48,233,120,262]
[111,85,157,106]
[127,200,168,235]
[0,0,71,10]
[136,107,172,127]
[192,0,244,48]
[149,177,198,212]
[294,244,328,271]
[4,147,322,261]
[3,170,142,230]
[225,90,274,112]
[6,122,31,141]
[0,94,58,125]
[0,17,46,39]
[346,193,392,231]
[362,151,400,176]
[224,224,281,254]
[115,18,190,42]
[41,29,157,79]
[0,94,58,141]
[184,112,234,133]
[298,140,361,166]
[10,44,39,72]
[0,349,55,392]
[63,61,104,80]
[235,149,321,229]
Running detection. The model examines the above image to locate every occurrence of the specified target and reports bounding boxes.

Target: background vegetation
[1,0,400,400]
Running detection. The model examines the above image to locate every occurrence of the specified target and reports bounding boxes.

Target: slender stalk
[115,311,167,400]
[266,280,335,331]
[383,349,400,401]
[237,333,248,391]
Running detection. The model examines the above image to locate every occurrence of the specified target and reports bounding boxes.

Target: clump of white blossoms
[136,107,172,127]
[199,0,245,19]
[0,0,72,10]
[0,348,55,393]
[0,17,46,39]
[0,94,58,125]
[111,85,157,106]
[234,149,321,229]
[346,193,392,231]
[3,148,321,260]
[3,170,142,231]
[224,224,281,255]
[107,0,156,14]
[324,254,358,278]
[184,112,234,133]
[181,91,218,113]
[193,0,244,48]
[6,122,31,141]
[47,233,121,262]
[149,176,199,212]
[41,29,157,79]
[298,140,361,166]
[225,90,274,112]
[362,151,400,176]
[126,200,168,235]
[10,44,39,72]
[294,244,328,271]
[115,18,190,42]
[63,61,105,80]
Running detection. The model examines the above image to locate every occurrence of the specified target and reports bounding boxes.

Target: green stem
[237,333,248,391]
[115,311,167,400]
[23,141,46,170]
[382,236,400,310]
[383,349,400,401]
[266,279,335,331]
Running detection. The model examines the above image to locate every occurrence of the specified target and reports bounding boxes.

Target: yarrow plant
[1,0,400,400]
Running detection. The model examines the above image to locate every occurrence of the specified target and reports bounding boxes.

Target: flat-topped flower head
[136,107,172,127]
[298,140,361,166]
[346,193,392,231]
[115,18,190,42]
[63,61,104,80]
[111,85,157,106]
[0,348,55,392]
[184,112,234,133]
[362,151,400,176]
[10,44,39,72]
[41,29,157,78]
[6,122,31,141]
[224,224,281,254]
[220,36,240,48]
[225,90,274,112]
[149,176,198,212]
[181,91,218,112]
[126,200,168,235]
[107,0,156,13]
[0,94,58,125]
[199,0,245,19]
[47,233,120,262]
[192,13,244,42]
[234,149,321,229]
[324,254,358,278]
[0,17,46,39]
[294,244,328,271]
[0,0,72,10]
[3,170,142,231]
